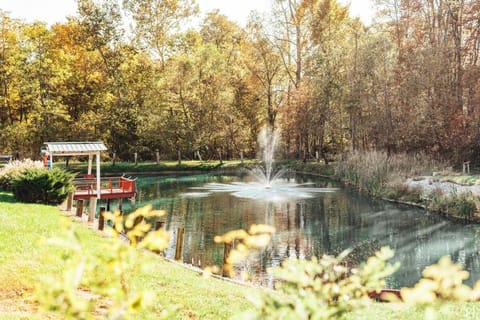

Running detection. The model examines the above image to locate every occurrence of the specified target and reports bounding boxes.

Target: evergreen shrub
[11,168,74,204]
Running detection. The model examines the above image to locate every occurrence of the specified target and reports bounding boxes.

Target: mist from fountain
[249,126,285,186]
[187,126,337,201]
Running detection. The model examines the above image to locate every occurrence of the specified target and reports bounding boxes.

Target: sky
[0,0,374,26]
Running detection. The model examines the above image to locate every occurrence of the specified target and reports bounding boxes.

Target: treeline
[1,0,480,164]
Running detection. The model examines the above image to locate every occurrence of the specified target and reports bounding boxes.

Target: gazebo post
[87,154,93,175]
[96,152,101,199]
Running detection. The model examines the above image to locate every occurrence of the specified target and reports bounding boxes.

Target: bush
[243,247,398,319]
[385,182,423,203]
[11,168,74,204]
[401,256,480,319]
[448,191,477,218]
[0,159,43,190]
[426,189,477,218]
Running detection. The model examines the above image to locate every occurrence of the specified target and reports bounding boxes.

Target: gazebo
[42,141,107,199]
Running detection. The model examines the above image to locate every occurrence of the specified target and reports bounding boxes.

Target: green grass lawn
[2,191,480,319]
[0,192,256,319]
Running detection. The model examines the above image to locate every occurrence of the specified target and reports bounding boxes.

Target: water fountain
[187,126,338,201]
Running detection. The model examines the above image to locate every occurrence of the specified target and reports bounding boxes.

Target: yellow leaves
[214,229,249,244]
[423,256,469,284]
[202,266,220,279]
[211,224,276,279]
[139,230,170,252]
[401,255,480,306]
[401,280,438,305]
[244,234,272,249]
[103,205,169,250]
[88,71,103,83]
[254,246,398,319]
[38,205,172,318]
[470,280,480,300]
[214,224,275,246]
[374,246,395,261]
[249,224,276,235]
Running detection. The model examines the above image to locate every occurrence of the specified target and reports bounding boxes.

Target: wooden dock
[73,176,136,200]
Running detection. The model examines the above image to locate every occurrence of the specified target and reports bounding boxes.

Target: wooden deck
[73,176,136,200]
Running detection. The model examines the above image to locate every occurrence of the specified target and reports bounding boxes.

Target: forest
[1,0,480,164]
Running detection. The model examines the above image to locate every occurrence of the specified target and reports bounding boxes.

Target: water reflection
[115,173,480,289]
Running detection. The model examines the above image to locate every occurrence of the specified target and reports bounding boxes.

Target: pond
[113,173,480,289]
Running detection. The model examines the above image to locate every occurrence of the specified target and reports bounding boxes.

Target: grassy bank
[333,151,480,219]
[56,160,255,175]
[0,192,256,319]
[56,158,335,177]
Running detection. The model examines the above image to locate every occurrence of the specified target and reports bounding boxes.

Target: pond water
[114,173,480,289]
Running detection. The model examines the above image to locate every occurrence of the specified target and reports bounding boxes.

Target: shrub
[426,189,477,218]
[0,159,43,190]
[243,247,398,319]
[401,256,480,319]
[11,168,74,204]
[385,182,423,203]
[449,191,477,217]
[425,187,447,213]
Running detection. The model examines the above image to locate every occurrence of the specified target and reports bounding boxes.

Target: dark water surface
[115,173,480,289]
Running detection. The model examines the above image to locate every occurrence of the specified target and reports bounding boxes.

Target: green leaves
[11,167,74,204]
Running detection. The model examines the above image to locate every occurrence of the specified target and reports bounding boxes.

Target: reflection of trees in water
[133,174,480,288]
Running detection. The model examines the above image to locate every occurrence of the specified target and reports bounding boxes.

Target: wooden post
[177,150,181,165]
[66,192,73,212]
[88,197,97,223]
[174,228,185,261]
[118,198,123,213]
[240,151,243,164]
[222,241,233,277]
[98,207,106,230]
[156,149,160,164]
[130,196,136,210]
[76,200,84,217]
[106,199,111,212]
[153,221,166,255]
[155,221,165,230]
[134,152,138,166]
[464,161,471,174]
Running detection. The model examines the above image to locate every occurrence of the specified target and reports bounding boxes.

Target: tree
[123,0,199,69]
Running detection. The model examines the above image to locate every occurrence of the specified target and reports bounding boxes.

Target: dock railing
[73,175,136,199]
